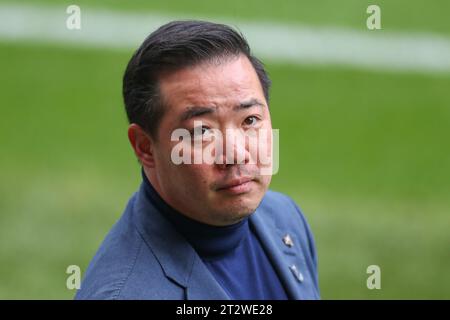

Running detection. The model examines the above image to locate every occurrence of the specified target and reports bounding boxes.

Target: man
[76,20,319,300]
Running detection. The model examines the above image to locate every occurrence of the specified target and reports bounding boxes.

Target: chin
[209,187,267,223]
[214,199,259,224]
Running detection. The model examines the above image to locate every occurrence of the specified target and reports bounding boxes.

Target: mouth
[216,177,255,195]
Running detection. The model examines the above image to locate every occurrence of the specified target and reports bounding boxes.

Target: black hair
[123,20,271,138]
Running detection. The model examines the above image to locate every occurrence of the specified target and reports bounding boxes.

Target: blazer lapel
[133,183,229,300]
[250,209,304,300]
[134,182,306,300]
[185,256,230,300]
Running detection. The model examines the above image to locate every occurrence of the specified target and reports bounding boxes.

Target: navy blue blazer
[75,183,320,300]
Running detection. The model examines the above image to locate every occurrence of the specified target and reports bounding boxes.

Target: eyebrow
[233,98,265,111]
[180,98,265,122]
[180,105,217,122]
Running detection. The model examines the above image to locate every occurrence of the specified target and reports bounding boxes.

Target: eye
[243,116,260,127]
[201,126,210,135]
[192,126,211,137]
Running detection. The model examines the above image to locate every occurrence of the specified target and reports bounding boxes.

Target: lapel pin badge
[283,234,294,247]
[289,264,304,283]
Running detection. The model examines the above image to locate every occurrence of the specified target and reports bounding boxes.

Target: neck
[141,169,249,259]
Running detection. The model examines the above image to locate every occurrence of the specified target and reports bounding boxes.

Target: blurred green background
[0,0,449,299]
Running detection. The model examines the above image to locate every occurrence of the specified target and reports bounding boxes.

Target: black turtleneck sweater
[142,171,288,300]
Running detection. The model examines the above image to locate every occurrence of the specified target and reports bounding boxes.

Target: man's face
[149,55,273,226]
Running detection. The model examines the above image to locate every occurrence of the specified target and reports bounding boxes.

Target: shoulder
[259,189,310,228]
[74,194,177,300]
[258,189,319,269]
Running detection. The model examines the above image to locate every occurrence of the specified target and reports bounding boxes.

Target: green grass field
[0,1,449,299]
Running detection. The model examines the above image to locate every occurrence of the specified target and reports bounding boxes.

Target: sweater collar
[141,169,249,259]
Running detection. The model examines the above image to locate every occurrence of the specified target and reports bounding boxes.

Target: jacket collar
[132,181,302,300]
[249,210,304,300]
[132,182,229,299]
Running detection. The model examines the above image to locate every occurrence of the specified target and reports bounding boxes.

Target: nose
[217,128,251,167]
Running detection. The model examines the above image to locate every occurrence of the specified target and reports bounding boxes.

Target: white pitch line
[1,3,450,74]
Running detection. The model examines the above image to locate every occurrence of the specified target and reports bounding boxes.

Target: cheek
[189,164,214,182]
[252,123,273,168]
[174,163,214,190]
[260,174,272,188]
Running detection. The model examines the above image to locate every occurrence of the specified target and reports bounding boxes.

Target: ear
[128,124,156,168]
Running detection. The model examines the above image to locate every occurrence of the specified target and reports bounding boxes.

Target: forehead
[158,55,266,112]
